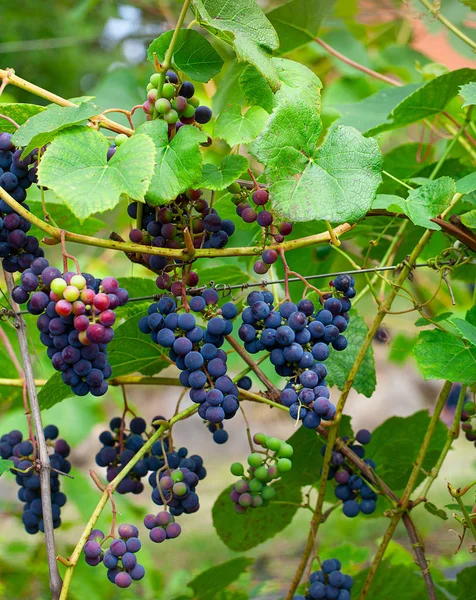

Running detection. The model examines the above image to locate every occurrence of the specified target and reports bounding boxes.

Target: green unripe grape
[172,482,187,496]
[247,453,263,468]
[266,437,282,452]
[155,98,171,114]
[164,109,179,124]
[249,478,263,492]
[171,469,184,483]
[278,443,294,458]
[70,275,86,290]
[235,479,249,494]
[146,83,154,92]
[63,285,80,302]
[162,83,176,99]
[277,458,292,473]
[182,103,196,119]
[115,133,128,146]
[50,277,67,296]
[261,485,276,501]
[254,466,268,481]
[227,182,241,194]
[150,73,161,87]
[189,96,200,108]
[253,432,267,446]
[463,402,475,415]
[230,462,244,477]
[252,495,264,508]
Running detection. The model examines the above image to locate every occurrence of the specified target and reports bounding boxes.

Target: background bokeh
[0,1,475,598]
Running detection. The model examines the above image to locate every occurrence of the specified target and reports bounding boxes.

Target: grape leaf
[38,373,74,410]
[274,58,322,111]
[325,311,376,397]
[372,194,404,212]
[388,334,417,365]
[450,318,476,346]
[0,459,14,476]
[27,201,107,239]
[364,411,447,493]
[38,127,156,220]
[186,557,254,599]
[239,65,276,113]
[252,102,382,223]
[352,561,431,599]
[403,177,456,229]
[137,120,207,205]
[12,101,101,158]
[200,155,249,190]
[459,81,476,107]
[0,103,45,134]
[440,565,476,600]
[456,172,476,194]
[413,329,476,385]
[267,0,336,54]
[192,0,280,91]
[460,209,476,229]
[214,104,269,146]
[147,29,224,83]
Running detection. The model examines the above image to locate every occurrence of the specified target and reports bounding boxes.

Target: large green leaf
[0,103,45,134]
[186,557,254,599]
[459,81,476,107]
[267,0,335,54]
[192,0,280,91]
[38,127,156,220]
[115,277,158,318]
[403,177,456,229]
[413,329,476,385]
[274,58,322,111]
[456,172,476,194]
[441,565,476,600]
[214,104,269,146]
[200,155,249,191]
[38,373,74,410]
[137,120,207,205]
[352,561,431,599]
[12,102,101,158]
[239,65,276,113]
[195,264,249,286]
[147,29,224,82]
[450,318,476,346]
[364,411,447,493]
[252,102,382,223]
[0,459,14,476]
[326,311,376,398]
[460,209,476,229]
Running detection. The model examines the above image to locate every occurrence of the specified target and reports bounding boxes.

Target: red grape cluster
[84,525,145,588]
[228,183,293,274]
[461,400,476,444]
[12,259,128,396]
[143,510,181,543]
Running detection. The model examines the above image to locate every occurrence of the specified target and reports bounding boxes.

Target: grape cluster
[208,421,229,444]
[239,275,355,428]
[148,447,206,516]
[143,70,212,131]
[13,264,127,396]
[460,401,476,444]
[323,429,377,518]
[96,416,166,494]
[128,194,235,294]
[84,525,145,588]
[139,291,241,424]
[229,433,293,513]
[0,425,69,534]
[0,132,42,273]
[143,510,182,543]
[227,183,293,275]
[293,559,354,600]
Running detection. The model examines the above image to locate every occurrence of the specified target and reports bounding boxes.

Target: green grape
[162,83,175,99]
[70,275,86,290]
[278,443,294,458]
[227,182,241,194]
[253,432,267,446]
[189,96,200,108]
[247,453,263,468]
[254,466,268,481]
[266,437,282,452]
[171,470,184,482]
[155,98,171,114]
[277,458,292,472]
[261,485,275,501]
[115,133,128,146]
[463,402,475,415]
[172,482,187,496]
[252,495,264,508]
[164,109,179,124]
[182,103,195,119]
[230,462,244,476]
[249,478,263,492]
[51,277,67,296]
[146,82,154,92]
[150,73,161,87]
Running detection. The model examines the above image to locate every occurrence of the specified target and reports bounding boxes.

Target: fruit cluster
[208,421,229,444]
[144,510,182,543]
[0,425,69,534]
[128,194,235,294]
[0,132,43,273]
[461,401,476,444]
[143,70,212,130]
[13,263,127,397]
[84,525,145,588]
[139,291,241,424]
[324,429,378,518]
[229,433,293,513]
[293,559,354,600]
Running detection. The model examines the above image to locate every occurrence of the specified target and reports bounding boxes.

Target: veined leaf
[214,104,268,146]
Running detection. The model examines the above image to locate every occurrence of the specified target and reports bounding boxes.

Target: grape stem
[3,271,63,600]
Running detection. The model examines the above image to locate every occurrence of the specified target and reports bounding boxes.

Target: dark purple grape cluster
[12,261,128,397]
[84,524,145,588]
[143,70,212,132]
[460,401,476,444]
[148,446,206,517]
[0,132,42,273]
[208,421,229,444]
[227,183,293,274]
[239,275,356,428]
[0,425,69,534]
[96,416,166,495]
[229,433,293,513]
[293,559,354,600]
[323,429,377,518]
[143,510,182,543]
[139,291,240,424]
[128,194,235,295]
